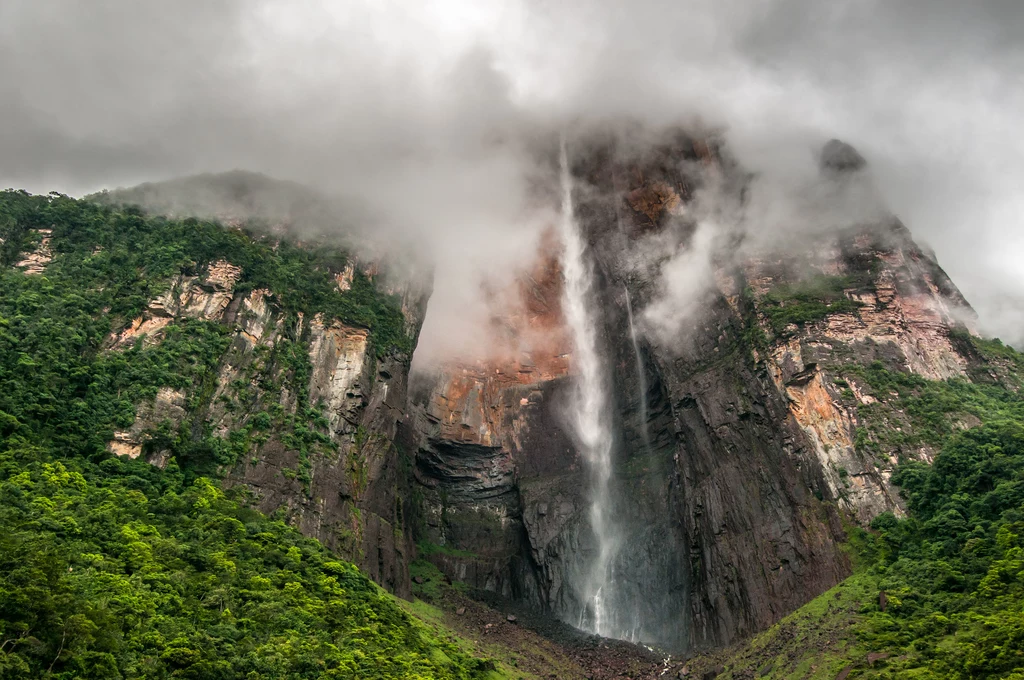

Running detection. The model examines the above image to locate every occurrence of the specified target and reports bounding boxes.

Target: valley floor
[405,560,682,679]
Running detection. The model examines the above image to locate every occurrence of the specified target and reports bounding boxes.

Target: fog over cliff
[1,0,1022,350]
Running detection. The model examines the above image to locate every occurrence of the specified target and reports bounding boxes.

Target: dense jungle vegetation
[843,343,1024,676]
[0,191,494,679]
[845,417,1024,679]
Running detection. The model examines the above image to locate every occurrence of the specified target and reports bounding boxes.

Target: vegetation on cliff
[0,189,411,356]
[0,190,495,679]
[707,340,1024,679]
[0,189,411,477]
[843,359,1024,458]
[854,419,1024,678]
[760,273,867,335]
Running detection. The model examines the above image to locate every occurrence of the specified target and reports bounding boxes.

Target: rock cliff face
[750,220,974,522]
[102,255,427,598]
[410,244,575,606]
[13,228,53,274]
[406,132,978,651]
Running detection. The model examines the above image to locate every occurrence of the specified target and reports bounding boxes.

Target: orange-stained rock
[108,435,142,459]
[771,348,903,520]
[108,259,243,348]
[111,315,173,349]
[418,230,572,449]
[626,181,682,228]
[204,260,242,290]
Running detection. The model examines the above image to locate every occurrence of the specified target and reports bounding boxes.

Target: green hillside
[0,190,495,679]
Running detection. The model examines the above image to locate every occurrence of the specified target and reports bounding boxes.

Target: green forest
[0,191,495,679]
[844,345,1024,676]
[852,418,1024,678]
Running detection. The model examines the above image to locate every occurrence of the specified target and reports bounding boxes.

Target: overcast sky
[1,0,1022,345]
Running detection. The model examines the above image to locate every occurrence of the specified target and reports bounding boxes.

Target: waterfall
[623,285,651,451]
[612,159,652,452]
[557,136,620,637]
[554,137,687,651]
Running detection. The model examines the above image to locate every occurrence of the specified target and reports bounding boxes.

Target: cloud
[0,0,1021,348]
[641,220,719,345]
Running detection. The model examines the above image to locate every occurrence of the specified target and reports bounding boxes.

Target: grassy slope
[689,571,878,680]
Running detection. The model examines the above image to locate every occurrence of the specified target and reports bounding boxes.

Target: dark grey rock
[820,139,867,174]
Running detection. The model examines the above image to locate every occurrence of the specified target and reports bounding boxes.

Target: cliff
[406,132,981,652]
[12,136,992,657]
[121,264,427,596]
[0,192,428,598]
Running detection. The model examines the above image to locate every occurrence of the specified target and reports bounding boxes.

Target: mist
[1,0,1022,350]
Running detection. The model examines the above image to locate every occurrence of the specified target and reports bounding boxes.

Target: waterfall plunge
[553,138,689,650]
[557,138,623,638]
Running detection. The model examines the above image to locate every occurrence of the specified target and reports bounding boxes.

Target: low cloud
[1,0,1021,349]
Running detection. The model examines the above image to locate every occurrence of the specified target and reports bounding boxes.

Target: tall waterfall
[557,137,621,637]
[623,285,651,451]
[553,137,687,650]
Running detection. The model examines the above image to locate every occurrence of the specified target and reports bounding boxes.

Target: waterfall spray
[557,136,620,636]
[623,285,651,451]
[612,162,652,452]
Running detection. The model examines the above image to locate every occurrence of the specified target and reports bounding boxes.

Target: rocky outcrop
[307,317,371,432]
[109,259,243,348]
[747,225,973,380]
[14,229,53,274]
[742,220,976,521]
[109,387,188,459]
[410,244,574,604]
[103,255,427,598]
[820,139,867,175]
[335,263,355,291]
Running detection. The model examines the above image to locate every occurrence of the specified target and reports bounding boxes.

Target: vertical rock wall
[406,131,979,652]
[103,258,427,598]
